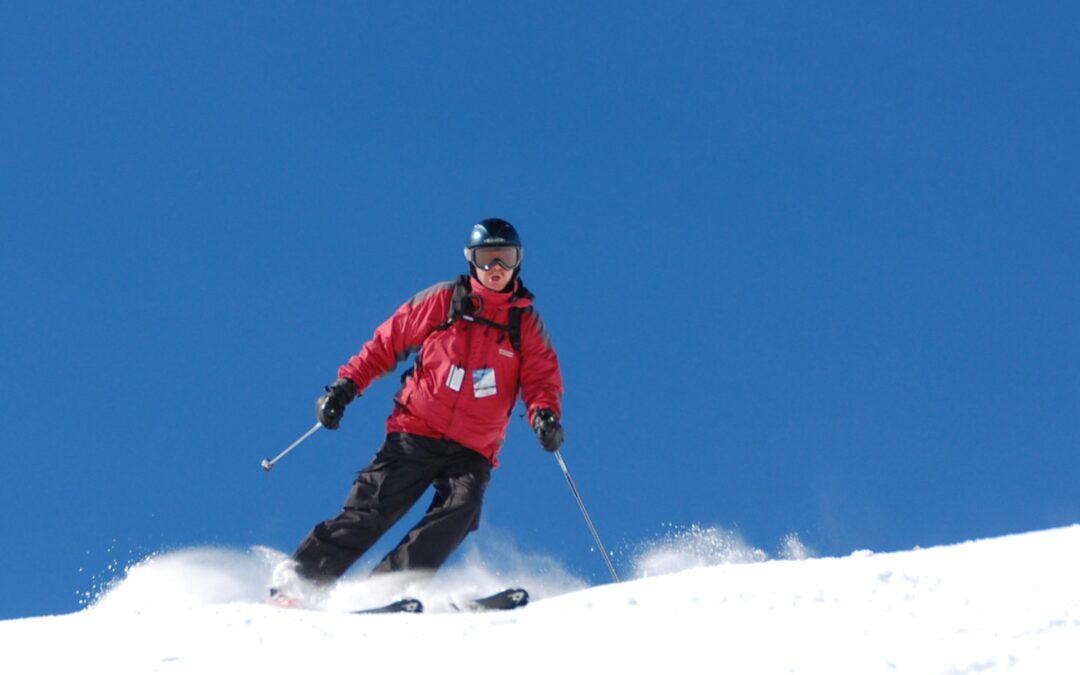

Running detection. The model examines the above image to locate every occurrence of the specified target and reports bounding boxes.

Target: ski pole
[261,422,322,471]
[553,449,620,583]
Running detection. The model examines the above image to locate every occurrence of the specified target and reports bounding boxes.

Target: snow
[2,525,1079,674]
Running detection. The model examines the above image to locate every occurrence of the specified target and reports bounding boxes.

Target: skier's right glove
[316,378,358,430]
[532,408,564,453]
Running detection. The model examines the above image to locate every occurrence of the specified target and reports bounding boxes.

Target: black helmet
[466,218,522,249]
[464,218,523,272]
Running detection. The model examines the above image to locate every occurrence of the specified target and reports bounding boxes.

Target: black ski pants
[291,432,492,583]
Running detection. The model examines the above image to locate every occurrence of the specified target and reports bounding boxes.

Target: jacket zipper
[444,320,475,440]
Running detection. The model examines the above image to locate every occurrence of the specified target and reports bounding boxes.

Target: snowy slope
[2,526,1078,674]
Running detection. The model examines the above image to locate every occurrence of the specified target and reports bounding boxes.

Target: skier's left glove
[316,378,358,430]
[532,408,564,453]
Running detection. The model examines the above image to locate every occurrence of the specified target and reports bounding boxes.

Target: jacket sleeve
[337,282,454,394]
[519,308,564,425]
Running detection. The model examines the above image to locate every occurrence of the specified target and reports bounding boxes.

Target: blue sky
[2,2,1077,619]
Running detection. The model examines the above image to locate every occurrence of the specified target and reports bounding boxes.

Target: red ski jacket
[338,276,563,465]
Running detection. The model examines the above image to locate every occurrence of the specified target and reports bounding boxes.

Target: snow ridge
[2,526,1079,674]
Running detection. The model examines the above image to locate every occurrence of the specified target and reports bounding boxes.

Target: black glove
[316,378,358,430]
[532,408,564,453]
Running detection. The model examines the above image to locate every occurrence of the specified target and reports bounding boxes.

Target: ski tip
[468,587,530,611]
[352,597,424,615]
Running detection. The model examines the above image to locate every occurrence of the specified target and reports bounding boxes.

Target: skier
[273,218,564,605]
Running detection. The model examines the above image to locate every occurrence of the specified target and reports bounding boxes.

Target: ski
[456,587,530,612]
[345,587,528,614]
[351,597,424,614]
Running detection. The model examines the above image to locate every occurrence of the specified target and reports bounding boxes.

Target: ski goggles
[466,245,522,271]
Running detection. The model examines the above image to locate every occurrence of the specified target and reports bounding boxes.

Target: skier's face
[475,263,512,292]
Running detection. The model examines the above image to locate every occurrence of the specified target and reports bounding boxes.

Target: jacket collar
[467,275,533,308]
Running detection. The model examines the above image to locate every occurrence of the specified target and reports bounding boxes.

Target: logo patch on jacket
[472,368,497,398]
[499,348,514,358]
